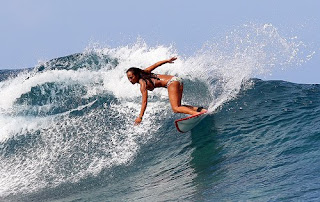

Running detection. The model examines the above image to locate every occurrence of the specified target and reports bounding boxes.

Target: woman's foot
[196,107,207,113]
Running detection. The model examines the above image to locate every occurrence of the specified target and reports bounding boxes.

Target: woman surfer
[126,57,206,125]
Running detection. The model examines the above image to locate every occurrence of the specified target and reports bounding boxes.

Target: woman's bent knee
[172,106,180,113]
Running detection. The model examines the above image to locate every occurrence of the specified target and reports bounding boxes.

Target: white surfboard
[174,110,208,133]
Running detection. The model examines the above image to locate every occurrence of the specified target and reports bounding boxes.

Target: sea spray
[183,23,313,111]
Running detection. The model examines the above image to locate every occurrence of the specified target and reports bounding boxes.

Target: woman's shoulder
[139,78,147,85]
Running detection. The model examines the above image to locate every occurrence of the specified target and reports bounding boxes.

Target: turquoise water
[1,24,319,201]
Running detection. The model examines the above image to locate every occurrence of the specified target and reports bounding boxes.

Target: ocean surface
[1,24,319,201]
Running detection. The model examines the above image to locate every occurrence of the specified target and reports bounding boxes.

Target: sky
[1,0,319,83]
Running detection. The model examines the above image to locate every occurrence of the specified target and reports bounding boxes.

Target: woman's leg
[168,82,198,115]
[178,83,183,105]
[178,84,198,111]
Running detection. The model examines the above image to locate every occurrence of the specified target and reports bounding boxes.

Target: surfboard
[174,110,208,133]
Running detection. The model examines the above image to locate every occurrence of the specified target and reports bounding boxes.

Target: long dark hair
[126,67,159,82]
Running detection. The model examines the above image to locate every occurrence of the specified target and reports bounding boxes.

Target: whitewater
[0,24,319,201]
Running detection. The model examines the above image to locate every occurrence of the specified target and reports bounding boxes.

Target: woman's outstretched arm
[144,57,177,73]
[134,79,148,125]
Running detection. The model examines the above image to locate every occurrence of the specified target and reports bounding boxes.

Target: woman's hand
[167,57,177,63]
[134,117,142,125]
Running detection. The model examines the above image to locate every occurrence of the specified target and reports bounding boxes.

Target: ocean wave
[0,23,318,201]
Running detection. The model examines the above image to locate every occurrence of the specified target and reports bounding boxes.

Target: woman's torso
[143,74,174,91]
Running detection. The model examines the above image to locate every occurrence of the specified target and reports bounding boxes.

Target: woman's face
[127,71,139,84]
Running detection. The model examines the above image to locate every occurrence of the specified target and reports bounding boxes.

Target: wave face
[0,24,319,201]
